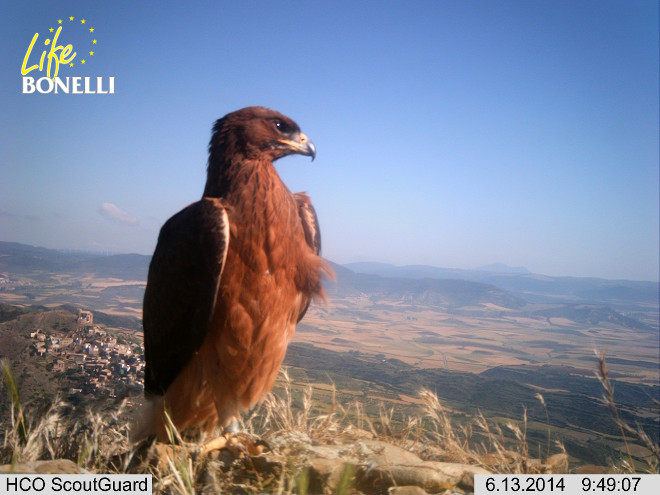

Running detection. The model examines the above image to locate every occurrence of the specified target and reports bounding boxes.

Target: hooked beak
[277,132,316,161]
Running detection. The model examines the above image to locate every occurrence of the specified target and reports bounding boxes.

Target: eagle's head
[209,106,316,163]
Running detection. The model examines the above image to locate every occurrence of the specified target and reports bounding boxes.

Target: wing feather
[294,192,321,323]
[294,192,321,255]
[143,198,229,396]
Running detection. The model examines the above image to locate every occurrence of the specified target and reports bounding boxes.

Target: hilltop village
[29,309,144,398]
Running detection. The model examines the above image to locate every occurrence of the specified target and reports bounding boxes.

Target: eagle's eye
[272,119,291,134]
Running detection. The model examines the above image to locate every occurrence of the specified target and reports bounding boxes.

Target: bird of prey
[136,106,330,441]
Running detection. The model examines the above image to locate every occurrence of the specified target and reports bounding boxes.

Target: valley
[299,295,658,384]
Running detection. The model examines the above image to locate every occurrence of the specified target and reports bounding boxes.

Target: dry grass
[594,350,659,473]
[1,358,657,493]
[1,359,132,468]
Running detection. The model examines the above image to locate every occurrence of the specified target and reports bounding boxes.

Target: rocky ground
[3,427,570,494]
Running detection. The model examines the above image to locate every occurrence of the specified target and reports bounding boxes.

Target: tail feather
[130,396,162,443]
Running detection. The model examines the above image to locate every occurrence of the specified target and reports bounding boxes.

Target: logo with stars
[21,16,115,94]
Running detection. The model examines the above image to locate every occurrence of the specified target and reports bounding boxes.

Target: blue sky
[1,1,658,281]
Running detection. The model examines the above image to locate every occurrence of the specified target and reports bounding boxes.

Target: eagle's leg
[198,416,239,454]
[224,420,240,434]
[199,435,229,454]
[199,420,268,456]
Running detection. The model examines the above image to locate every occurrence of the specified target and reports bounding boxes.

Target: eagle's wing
[294,192,321,323]
[295,192,321,254]
[143,197,229,396]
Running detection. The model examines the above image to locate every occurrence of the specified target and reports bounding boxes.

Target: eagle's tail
[129,395,162,443]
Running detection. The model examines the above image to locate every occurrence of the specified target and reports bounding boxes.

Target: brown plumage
[137,106,330,440]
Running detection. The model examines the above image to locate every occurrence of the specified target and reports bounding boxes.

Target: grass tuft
[594,350,659,472]
[2,359,27,446]
[1,354,657,492]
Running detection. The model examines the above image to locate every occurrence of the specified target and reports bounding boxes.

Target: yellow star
[49,27,54,32]
[89,51,94,56]
[89,28,94,33]
[92,39,97,44]
[69,16,74,21]
[70,62,74,67]
[81,59,86,64]
[81,19,86,24]
[58,19,62,24]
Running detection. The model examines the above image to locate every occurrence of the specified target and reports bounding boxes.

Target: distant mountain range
[475,262,531,274]
[345,261,531,277]
[1,241,657,329]
[343,261,659,307]
[328,262,526,310]
[0,241,150,280]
